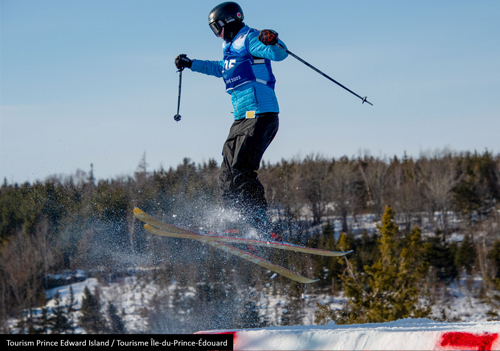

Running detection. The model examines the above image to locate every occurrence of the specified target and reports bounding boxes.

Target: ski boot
[246,208,283,252]
[267,231,283,242]
[247,244,259,255]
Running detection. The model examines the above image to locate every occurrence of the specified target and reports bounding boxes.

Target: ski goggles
[209,17,237,36]
[209,19,225,36]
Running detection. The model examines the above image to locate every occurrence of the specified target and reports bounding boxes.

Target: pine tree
[455,233,476,274]
[67,286,77,334]
[51,291,71,333]
[310,222,343,289]
[88,164,95,185]
[488,240,500,279]
[107,302,127,334]
[484,241,500,320]
[38,308,50,334]
[332,206,430,324]
[79,286,107,334]
[239,300,263,328]
[337,232,356,279]
[394,225,430,318]
[314,302,336,325]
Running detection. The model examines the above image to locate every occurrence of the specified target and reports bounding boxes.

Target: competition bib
[222,57,256,91]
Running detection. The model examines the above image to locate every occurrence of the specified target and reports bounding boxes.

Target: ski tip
[133,208,148,221]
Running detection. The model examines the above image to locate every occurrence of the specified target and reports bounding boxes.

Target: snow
[9,207,500,350]
[8,272,497,350]
[198,318,500,350]
[45,277,99,309]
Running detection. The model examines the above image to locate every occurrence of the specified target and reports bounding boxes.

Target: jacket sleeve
[247,31,288,61]
[190,59,224,78]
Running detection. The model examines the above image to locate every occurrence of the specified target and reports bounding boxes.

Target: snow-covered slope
[198,319,500,350]
[12,274,498,350]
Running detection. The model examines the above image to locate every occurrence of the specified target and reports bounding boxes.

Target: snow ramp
[195,318,500,350]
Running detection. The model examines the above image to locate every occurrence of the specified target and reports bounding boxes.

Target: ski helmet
[208,2,244,40]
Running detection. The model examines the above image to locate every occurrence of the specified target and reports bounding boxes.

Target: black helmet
[208,2,244,39]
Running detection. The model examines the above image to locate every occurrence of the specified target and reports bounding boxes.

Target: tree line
[12,285,127,334]
[0,149,499,332]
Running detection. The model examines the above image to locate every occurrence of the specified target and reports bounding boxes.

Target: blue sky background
[1,0,499,183]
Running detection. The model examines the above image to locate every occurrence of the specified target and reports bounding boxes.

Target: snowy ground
[7,269,499,350]
[38,276,347,333]
[198,318,500,350]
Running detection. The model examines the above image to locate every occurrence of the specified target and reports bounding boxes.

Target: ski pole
[277,43,373,106]
[174,69,183,122]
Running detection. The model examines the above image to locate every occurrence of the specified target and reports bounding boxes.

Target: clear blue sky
[1,0,499,183]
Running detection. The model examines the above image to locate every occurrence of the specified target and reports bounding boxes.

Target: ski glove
[175,54,192,70]
[258,29,279,45]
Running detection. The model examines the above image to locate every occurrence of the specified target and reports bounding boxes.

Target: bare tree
[358,152,389,219]
[260,158,302,222]
[0,261,9,332]
[390,156,424,232]
[331,157,363,233]
[0,219,54,323]
[135,152,149,183]
[298,154,334,224]
[420,149,457,239]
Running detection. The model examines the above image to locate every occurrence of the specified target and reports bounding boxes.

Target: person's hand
[258,29,279,45]
[175,54,192,70]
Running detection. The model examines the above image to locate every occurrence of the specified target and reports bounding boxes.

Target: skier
[174,1,287,241]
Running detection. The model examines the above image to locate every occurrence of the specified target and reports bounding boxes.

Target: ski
[194,238,318,284]
[133,209,319,283]
[133,208,352,257]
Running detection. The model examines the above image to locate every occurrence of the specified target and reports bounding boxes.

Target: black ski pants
[220,112,279,217]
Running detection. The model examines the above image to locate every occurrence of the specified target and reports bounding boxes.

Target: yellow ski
[133,208,352,257]
[133,208,351,283]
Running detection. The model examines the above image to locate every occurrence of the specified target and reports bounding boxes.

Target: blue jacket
[191,25,288,120]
